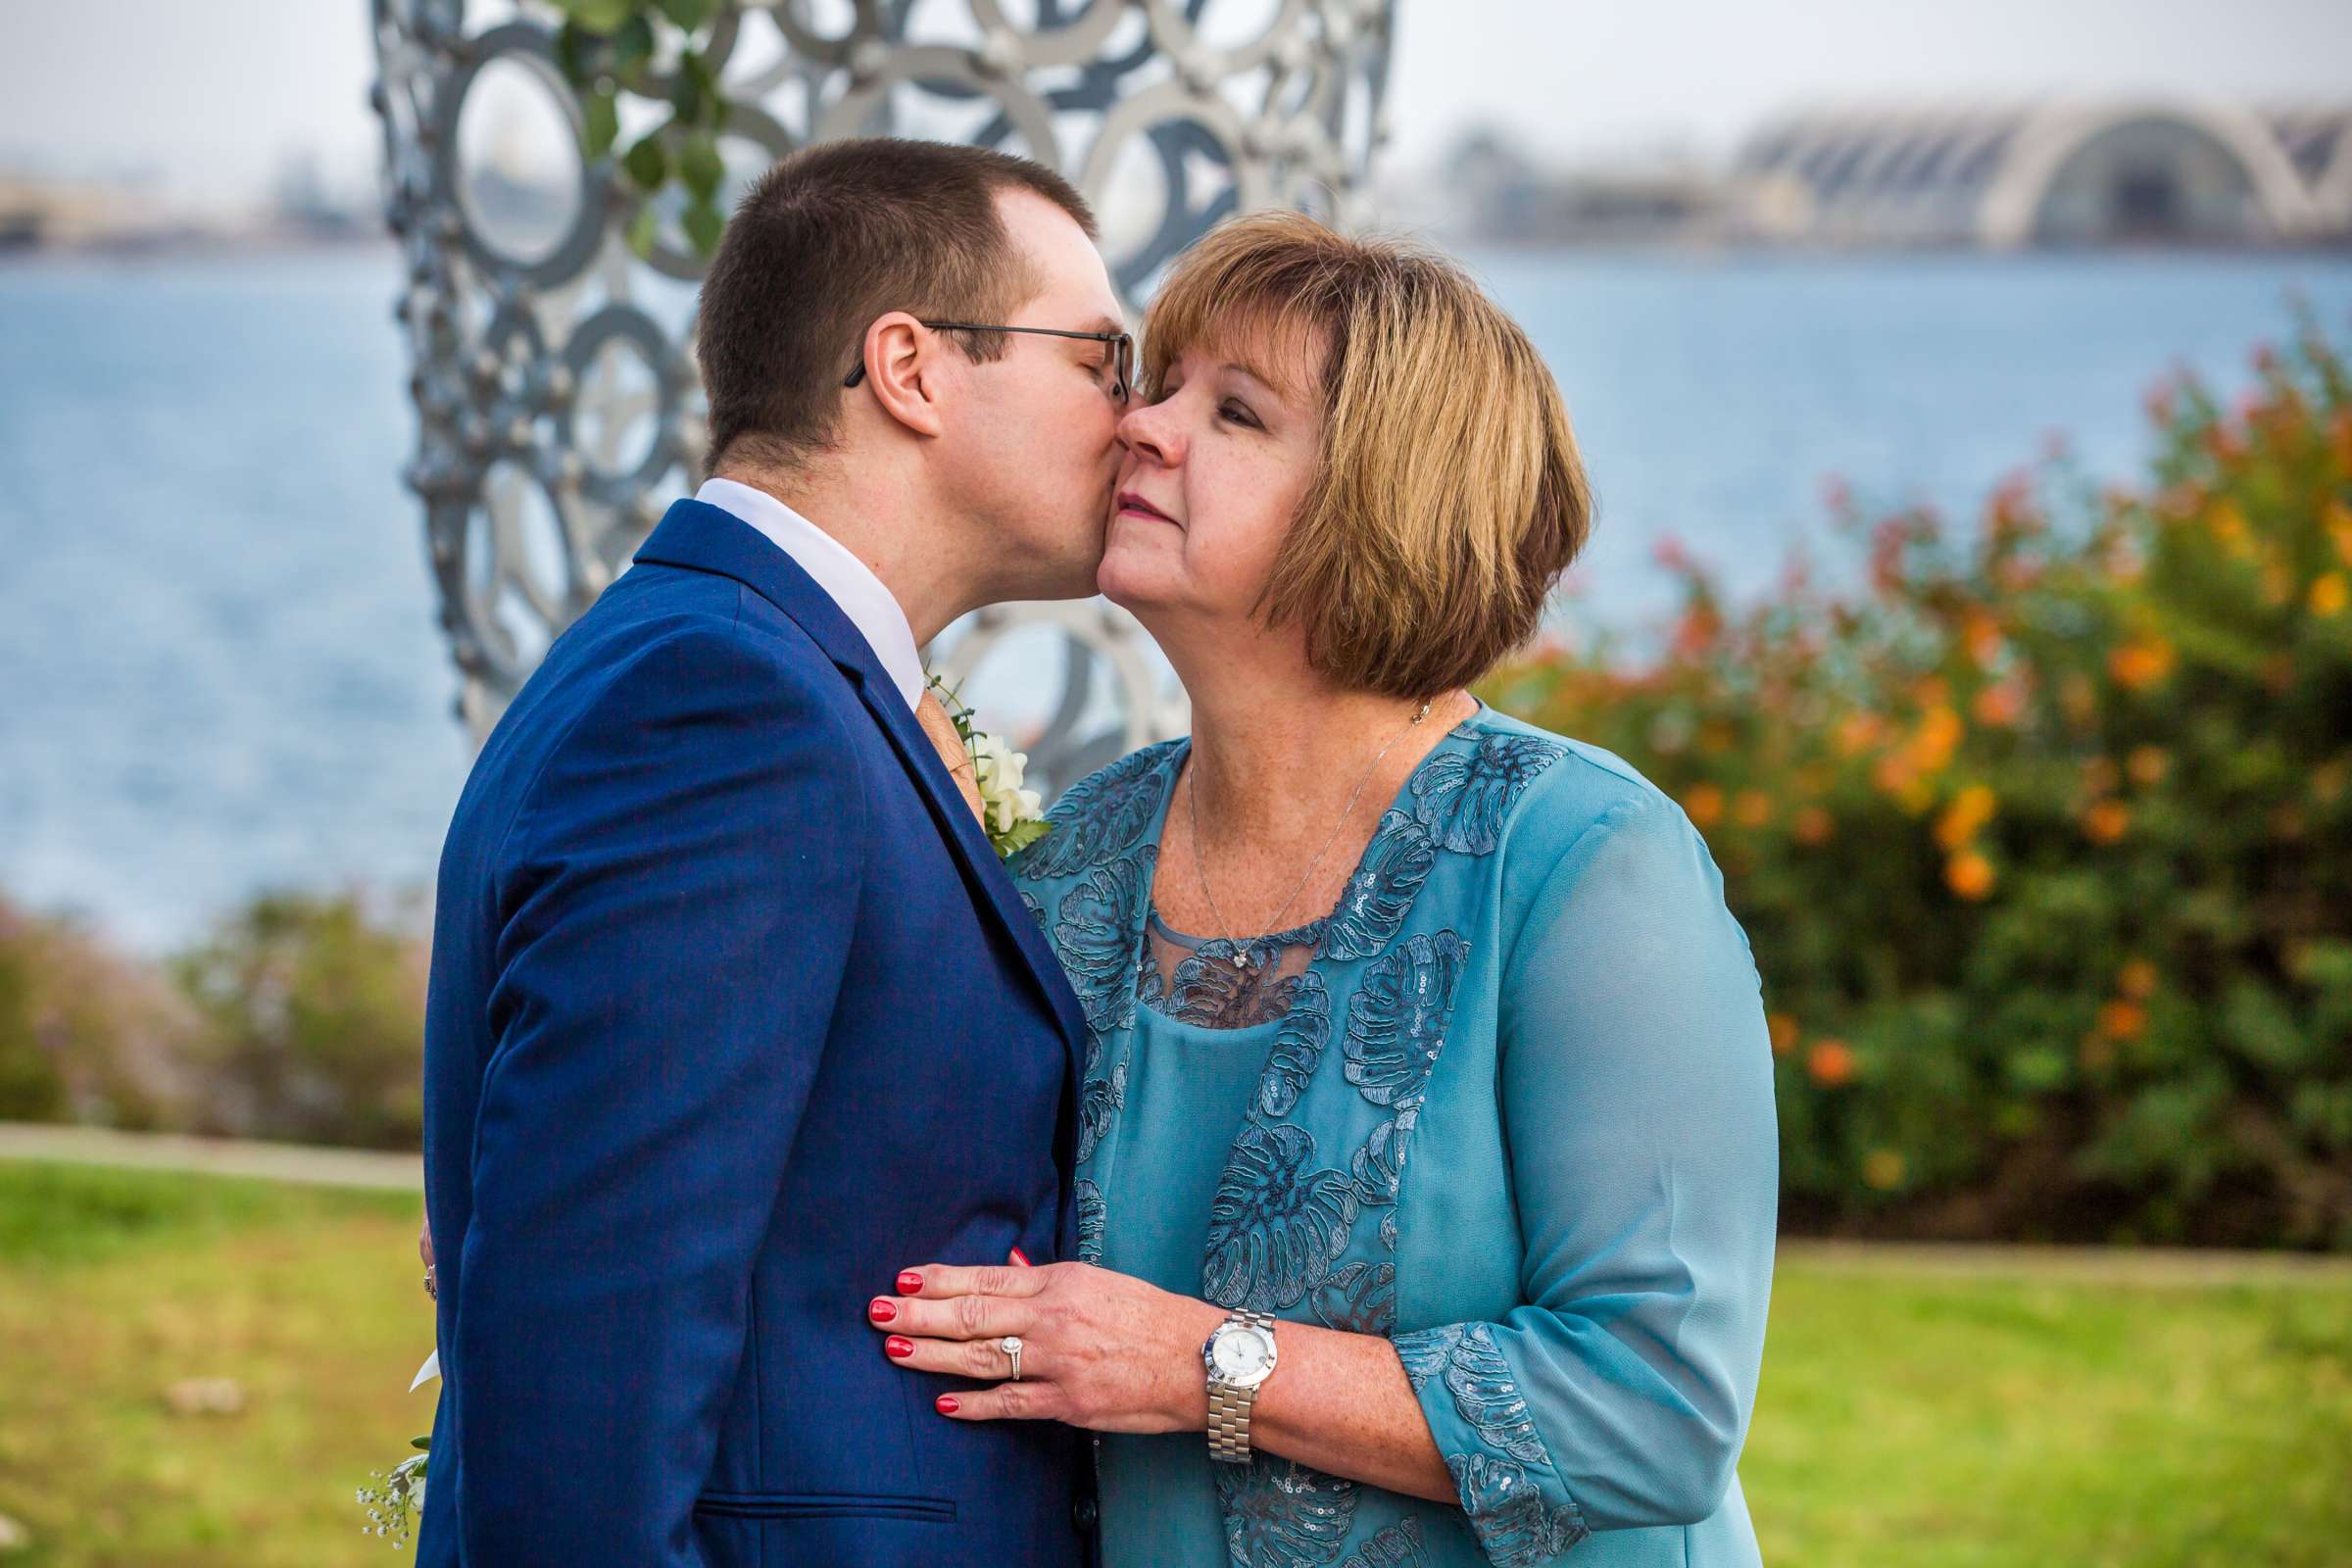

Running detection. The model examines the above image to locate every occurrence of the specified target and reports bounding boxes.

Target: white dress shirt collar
[694,476,926,711]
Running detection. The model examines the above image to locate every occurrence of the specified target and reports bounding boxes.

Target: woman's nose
[1115,400,1179,467]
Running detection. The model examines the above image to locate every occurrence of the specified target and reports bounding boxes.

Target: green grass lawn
[1742,1254,2352,1566]
[2,1157,2347,1567]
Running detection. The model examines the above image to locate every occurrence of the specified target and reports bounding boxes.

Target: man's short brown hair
[696,137,1097,474]
[1141,211,1593,701]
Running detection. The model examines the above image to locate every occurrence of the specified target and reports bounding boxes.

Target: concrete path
[5,1121,2347,1286]
[0,1120,419,1192]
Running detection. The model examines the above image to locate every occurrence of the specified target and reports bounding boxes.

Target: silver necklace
[1185,698,1438,969]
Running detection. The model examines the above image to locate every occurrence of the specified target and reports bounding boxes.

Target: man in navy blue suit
[415,138,1129,1566]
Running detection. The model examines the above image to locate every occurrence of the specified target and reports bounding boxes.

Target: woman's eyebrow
[1220,362,1298,404]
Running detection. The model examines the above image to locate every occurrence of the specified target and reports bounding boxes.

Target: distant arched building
[1733,102,2352,248]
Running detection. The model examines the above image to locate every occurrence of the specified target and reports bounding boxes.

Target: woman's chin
[1095,545,1173,612]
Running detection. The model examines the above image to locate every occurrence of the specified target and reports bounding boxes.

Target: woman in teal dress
[871,213,1779,1568]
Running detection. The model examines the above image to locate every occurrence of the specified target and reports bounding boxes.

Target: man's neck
[715,461,974,647]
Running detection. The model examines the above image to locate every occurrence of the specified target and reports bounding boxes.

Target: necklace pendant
[1231,953,1250,971]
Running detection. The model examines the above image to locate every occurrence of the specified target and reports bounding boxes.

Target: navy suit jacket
[416,500,1096,1566]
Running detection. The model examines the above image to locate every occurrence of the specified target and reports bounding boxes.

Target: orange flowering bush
[1488,322,2352,1249]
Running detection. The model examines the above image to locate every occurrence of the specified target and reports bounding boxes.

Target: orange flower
[1945,849,1996,900]
[2096,1000,2147,1041]
[2108,637,2176,692]
[1807,1039,1856,1088]
[2327,499,2352,565]
[1767,1013,1800,1056]
[2206,498,2250,549]
[1672,605,1722,658]
[2118,958,2159,1000]
[1734,789,1772,828]
[1835,712,1885,757]
[2313,572,2349,617]
[1862,1150,1906,1191]
[1962,611,2004,668]
[1683,783,1725,829]
[1910,706,1964,774]
[1972,681,2026,728]
[1791,806,1836,846]
[2126,746,2171,787]
[1934,785,1998,852]
[2083,799,2132,845]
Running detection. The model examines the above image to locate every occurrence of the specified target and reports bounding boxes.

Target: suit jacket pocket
[693,1490,957,1523]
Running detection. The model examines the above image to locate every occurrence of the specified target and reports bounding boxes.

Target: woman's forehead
[1147,315,1326,399]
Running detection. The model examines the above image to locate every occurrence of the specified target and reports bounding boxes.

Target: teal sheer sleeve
[1393,792,1779,1564]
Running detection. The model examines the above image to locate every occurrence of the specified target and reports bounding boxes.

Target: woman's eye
[1219,401,1261,429]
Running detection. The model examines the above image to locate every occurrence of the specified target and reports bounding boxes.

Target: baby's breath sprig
[356,1438,429,1547]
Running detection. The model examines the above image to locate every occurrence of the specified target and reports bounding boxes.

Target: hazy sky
[4,0,2349,208]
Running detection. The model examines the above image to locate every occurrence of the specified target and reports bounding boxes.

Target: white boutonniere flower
[928,673,1053,860]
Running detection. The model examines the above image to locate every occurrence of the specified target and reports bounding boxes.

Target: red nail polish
[1008,1246,1032,1267]
[868,1297,897,1323]
[936,1395,959,1415]
[886,1336,914,1359]
[898,1270,925,1295]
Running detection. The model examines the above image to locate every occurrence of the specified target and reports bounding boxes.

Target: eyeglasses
[844,320,1133,403]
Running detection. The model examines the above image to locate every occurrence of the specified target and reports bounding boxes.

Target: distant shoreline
[0,229,397,267]
[10,228,2352,271]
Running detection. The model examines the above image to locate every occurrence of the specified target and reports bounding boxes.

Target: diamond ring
[1000,1335,1024,1382]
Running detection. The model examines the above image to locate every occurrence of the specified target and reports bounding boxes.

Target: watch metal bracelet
[1205,1310,1276,1463]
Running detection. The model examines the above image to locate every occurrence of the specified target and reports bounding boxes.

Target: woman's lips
[1116,491,1178,525]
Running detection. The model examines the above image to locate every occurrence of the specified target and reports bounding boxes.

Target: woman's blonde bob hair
[1140,210,1592,700]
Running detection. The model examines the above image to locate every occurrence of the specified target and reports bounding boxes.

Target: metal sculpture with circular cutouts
[369,0,1395,787]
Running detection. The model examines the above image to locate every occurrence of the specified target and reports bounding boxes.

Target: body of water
[5,244,2350,948]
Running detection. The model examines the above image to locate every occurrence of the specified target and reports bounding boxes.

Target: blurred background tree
[1488,319,2352,1250]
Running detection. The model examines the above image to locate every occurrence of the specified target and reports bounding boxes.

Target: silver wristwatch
[1201,1310,1279,1463]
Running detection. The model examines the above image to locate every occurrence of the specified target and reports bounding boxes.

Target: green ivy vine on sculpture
[552,0,734,258]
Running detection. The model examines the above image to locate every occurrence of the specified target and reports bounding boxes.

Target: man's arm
[453,625,862,1565]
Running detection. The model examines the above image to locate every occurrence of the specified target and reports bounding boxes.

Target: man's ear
[856,312,947,439]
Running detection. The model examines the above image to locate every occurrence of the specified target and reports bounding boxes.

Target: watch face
[1211,1326,1273,1380]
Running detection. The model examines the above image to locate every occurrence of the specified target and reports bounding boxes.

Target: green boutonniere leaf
[994,817,1053,861]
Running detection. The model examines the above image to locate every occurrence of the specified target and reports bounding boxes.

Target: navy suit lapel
[633,501,1093,1099]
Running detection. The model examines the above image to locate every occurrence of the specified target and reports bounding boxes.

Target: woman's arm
[1229,1314,1455,1501]
[1393,792,1778,1554]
